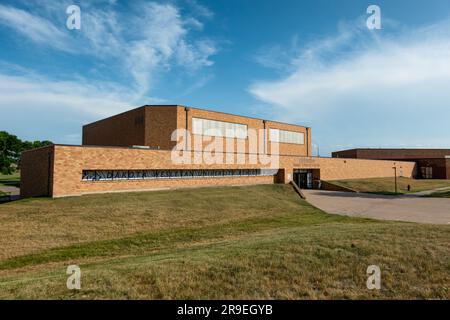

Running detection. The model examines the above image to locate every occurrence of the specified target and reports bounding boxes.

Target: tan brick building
[21,105,416,198]
[332,148,450,179]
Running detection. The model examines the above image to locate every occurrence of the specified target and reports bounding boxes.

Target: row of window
[82,169,279,181]
[192,117,305,145]
[269,128,304,145]
[192,117,248,139]
[420,167,433,179]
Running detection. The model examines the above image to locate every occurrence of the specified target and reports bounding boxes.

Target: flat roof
[173,104,310,128]
[332,148,450,160]
[334,148,450,151]
[84,104,310,129]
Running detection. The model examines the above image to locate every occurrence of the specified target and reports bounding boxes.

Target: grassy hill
[0,172,20,188]
[0,184,448,299]
[328,177,450,195]
[426,190,450,198]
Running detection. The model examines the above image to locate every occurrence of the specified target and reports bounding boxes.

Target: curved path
[302,190,450,225]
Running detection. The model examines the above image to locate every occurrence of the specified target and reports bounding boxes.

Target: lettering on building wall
[81,169,279,181]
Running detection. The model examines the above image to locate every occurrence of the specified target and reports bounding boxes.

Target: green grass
[0,172,20,188]
[425,190,450,198]
[0,185,448,299]
[328,177,450,195]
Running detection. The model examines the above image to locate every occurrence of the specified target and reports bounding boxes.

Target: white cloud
[0,4,74,52]
[124,2,217,95]
[0,65,164,144]
[0,71,162,118]
[0,1,217,98]
[185,0,214,19]
[0,1,216,143]
[249,18,450,151]
[81,8,123,56]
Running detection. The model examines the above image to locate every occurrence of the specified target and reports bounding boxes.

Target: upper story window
[192,117,247,139]
[269,128,304,145]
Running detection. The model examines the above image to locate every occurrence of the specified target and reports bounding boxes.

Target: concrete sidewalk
[407,186,450,196]
[302,189,450,225]
[0,185,20,202]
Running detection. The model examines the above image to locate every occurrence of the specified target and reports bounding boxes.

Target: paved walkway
[407,186,450,196]
[0,185,20,202]
[302,190,450,225]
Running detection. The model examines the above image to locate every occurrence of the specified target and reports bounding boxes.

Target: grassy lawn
[0,172,20,188]
[0,184,448,299]
[328,177,450,195]
[426,190,450,198]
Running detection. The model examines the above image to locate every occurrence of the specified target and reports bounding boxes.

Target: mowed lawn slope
[426,190,450,198]
[0,185,448,299]
[0,172,20,188]
[329,177,450,195]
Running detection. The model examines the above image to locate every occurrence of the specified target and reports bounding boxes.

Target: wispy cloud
[0,71,144,117]
[124,2,217,96]
[249,18,450,151]
[0,3,74,52]
[185,0,214,19]
[0,1,218,101]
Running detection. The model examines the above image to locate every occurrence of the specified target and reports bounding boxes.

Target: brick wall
[17,145,417,198]
[415,159,447,179]
[446,158,450,179]
[82,105,312,157]
[145,106,178,150]
[176,106,312,157]
[332,148,449,179]
[82,107,146,147]
[51,145,277,197]
[279,156,416,182]
[20,145,54,197]
[317,157,416,180]
[333,148,450,160]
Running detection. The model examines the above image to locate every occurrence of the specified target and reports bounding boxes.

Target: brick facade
[82,107,146,147]
[51,145,278,197]
[21,145,415,198]
[20,145,54,197]
[332,148,450,179]
[83,105,312,157]
[21,106,419,198]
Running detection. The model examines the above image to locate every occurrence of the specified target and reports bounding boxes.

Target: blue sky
[0,0,449,155]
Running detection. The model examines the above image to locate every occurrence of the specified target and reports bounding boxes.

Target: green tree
[0,131,53,174]
[0,131,22,174]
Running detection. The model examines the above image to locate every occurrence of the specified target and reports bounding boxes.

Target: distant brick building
[332,148,450,179]
[21,105,417,198]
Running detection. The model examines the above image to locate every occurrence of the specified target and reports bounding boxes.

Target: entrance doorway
[293,169,313,189]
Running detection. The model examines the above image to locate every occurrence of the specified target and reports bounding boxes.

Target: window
[192,117,247,139]
[269,129,304,145]
[420,167,433,179]
[82,169,278,181]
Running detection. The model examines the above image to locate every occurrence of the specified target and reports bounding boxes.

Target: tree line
[0,131,53,174]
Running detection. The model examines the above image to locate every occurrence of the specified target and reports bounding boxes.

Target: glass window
[269,128,304,145]
[82,169,278,181]
[192,117,247,139]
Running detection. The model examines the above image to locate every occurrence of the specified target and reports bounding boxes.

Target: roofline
[82,105,147,127]
[172,104,311,129]
[83,104,311,129]
[24,144,419,163]
[333,148,450,152]
[21,144,54,154]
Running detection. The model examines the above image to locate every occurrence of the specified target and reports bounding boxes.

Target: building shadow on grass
[306,190,411,200]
